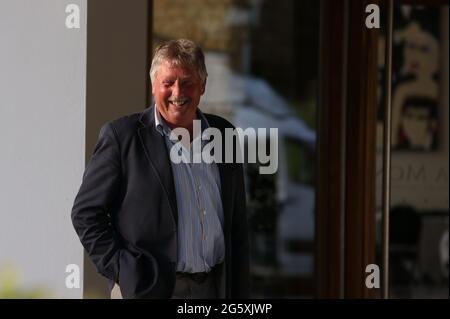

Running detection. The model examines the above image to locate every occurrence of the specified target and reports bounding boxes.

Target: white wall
[0,0,87,298]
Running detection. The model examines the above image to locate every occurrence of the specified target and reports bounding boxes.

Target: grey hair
[150,39,208,85]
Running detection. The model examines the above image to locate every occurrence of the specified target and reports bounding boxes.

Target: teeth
[170,99,188,106]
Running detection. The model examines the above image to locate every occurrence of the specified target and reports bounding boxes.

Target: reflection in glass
[376,4,449,299]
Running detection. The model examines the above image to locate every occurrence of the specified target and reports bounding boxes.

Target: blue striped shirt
[154,106,225,273]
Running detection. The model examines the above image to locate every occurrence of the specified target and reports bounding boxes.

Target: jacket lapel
[205,114,235,237]
[217,161,233,238]
[137,107,235,235]
[137,106,178,225]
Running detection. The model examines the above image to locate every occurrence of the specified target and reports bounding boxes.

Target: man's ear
[201,81,206,95]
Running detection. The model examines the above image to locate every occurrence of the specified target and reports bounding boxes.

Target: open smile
[169,98,189,107]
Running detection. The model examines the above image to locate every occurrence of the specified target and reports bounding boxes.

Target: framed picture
[378,5,441,151]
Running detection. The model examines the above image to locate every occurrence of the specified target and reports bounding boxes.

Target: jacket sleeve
[231,162,251,298]
[71,122,122,282]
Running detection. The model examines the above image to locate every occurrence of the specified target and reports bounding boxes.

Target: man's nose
[172,81,182,96]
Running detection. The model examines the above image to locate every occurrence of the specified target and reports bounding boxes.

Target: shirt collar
[154,105,168,136]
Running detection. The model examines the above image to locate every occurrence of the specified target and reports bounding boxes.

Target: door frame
[316,0,379,298]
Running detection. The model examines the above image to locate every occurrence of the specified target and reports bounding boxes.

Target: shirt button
[203,210,206,216]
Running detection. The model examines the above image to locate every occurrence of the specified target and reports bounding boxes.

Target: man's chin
[166,112,196,127]
[169,105,187,113]
[169,105,196,115]
[168,108,188,119]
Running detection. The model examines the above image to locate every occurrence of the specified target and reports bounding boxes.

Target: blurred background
[0,0,448,299]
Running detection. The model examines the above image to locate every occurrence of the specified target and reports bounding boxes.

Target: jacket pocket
[118,249,158,298]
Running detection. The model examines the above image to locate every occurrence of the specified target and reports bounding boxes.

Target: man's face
[152,60,205,128]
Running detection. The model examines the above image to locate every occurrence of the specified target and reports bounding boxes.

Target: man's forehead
[158,60,197,77]
[163,59,194,70]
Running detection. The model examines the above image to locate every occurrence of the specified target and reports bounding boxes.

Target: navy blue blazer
[71,106,250,298]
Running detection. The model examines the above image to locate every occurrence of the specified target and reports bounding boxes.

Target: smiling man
[71,39,250,299]
[150,45,205,138]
